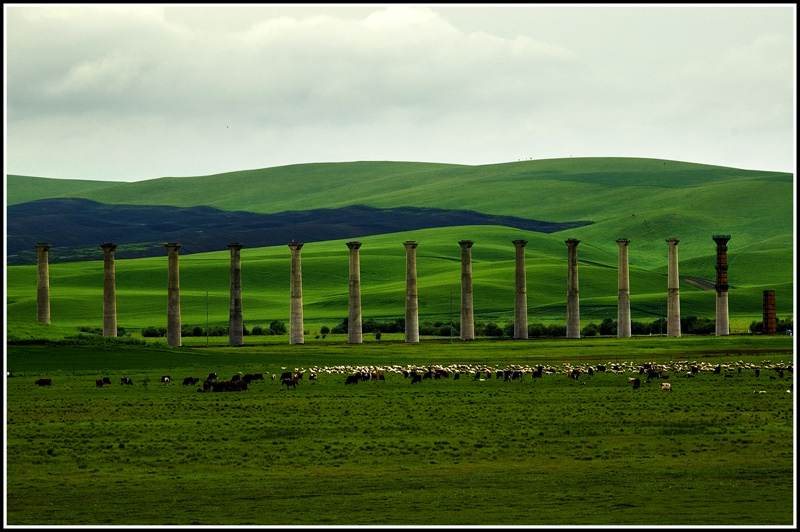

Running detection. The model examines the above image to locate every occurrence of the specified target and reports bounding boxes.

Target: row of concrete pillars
[35,236,742,346]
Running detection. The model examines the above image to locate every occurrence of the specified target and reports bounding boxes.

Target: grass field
[4,335,795,526]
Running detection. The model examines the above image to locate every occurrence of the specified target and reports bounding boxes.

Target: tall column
[513,240,528,339]
[459,240,475,341]
[35,243,51,324]
[713,235,731,336]
[288,242,304,345]
[165,243,181,347]
[101,243,117,337]
[347,241,362,344]
[228,243,244,347]
[616,238,631,338]
[565,239,580,339]
[666,238,681,337]
[404,241,419,343]
[762,290,776,335]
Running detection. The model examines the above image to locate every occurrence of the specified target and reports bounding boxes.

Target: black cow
[121,377,133,385]
[102,377,111,385]
[755,368,761,378]
[410,374,422,384]
[280,372,292,381]
[35,378,52,386]
[345,375,359,385]
[207,372,218,383]
[570,369,581,381]
[95,379,105,387]
[714,365,721,375]
[231,373,241,382]
[161,376,171,384]
[183,377,200,386]
[632,377,641,390]
[282,376,299,389]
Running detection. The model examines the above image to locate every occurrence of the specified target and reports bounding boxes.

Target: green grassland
[5,338,795,526]
[5,157,795,526]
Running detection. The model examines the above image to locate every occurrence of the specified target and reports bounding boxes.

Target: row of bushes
[141,321,288,338]
[124,315,794,339]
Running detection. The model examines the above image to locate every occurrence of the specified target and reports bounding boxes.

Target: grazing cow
[588,367,594,376]
[207,372,218,383]
[35,378,51,386]
[755,368,760,378]
[282,376,299,389]
[102,377,111,385]
[597,365,606,373]
[410,374,422,384]
[280,372,292,381]
[231,373,241,382]
[713,365,721,375]
[453,372,460,380]
[570,369,581,381]
[95,379,104,387]
[212,380,248,392]
[183,377,200,386]
[692,365,699,374]
[345,375,359,385]
[120,377,133,385]
[422,371,433,380]
[271,374,276,381]
[661,382,672,392]
[474,371,481,380]
[632,378,641,390]
[309,373,318,381]
[161,376,171,384]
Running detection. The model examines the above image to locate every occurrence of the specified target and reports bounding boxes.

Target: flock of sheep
[272,359,793,390]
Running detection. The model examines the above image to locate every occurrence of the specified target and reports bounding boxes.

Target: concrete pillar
[35,243,51,324]
[228,243,244,347]
[763,290,776,335]
[666,238,681,337]
[101,243,117,337]
[513,240,528,339]
[565,238,580,339]
[616,238,631,338]
[713,235,731,336]
[288,242,304,345]
[347,241,362,344]
[459,240,475,341]
[404,241,419,343]
[165,243,181,347]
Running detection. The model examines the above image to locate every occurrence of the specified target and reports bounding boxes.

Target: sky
[3,3,796,182]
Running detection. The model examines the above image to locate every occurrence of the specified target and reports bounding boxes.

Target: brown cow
[95,379,104,387]
[35,378,51,386]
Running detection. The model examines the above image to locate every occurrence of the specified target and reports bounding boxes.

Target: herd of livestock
[23,359,793,392]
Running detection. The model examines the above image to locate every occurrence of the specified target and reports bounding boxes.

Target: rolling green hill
[6,174,119,205]
[7,157,793,266]
[5,157,794,335]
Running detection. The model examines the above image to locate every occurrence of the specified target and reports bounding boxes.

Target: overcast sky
[4,3,796,182]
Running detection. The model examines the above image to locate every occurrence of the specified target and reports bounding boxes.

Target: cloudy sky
[4,3,796,182]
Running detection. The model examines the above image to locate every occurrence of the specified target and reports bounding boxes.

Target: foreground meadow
[5,337,796,526]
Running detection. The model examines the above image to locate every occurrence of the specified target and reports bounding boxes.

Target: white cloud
[4,4,795,181]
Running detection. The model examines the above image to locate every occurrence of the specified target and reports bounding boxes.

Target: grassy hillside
[6,226,793,335]
[6,174,119,205]
[7,157,793,267]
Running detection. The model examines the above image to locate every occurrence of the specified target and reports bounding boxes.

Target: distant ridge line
[6,198,592,265]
